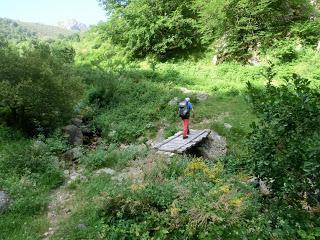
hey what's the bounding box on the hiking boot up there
[183,136,188,139]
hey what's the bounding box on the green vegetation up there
[0,40,83,135]
[99,0,319,60]
[0,18,75,41]
[247,70,320,206]
[0,127,66,240]
[1,0,320,239]
[0,18,36,41]
[18,21,74,39]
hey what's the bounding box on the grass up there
[2,40,320,239]
[0,126,65,240]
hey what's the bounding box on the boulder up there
[32,140,47,151]
[71,118,83,127]
[0,191,10,213]
[76,223,87,230]
[259,180,272,196]
[196,93,209,102]
[67,171,87,185]
[95,168,116,175]
[224,123,233,130]
[63,124,83,145]
[212,55,219,65]
[63,147,83,161]
[248,56,260,66]
[196,131,227,160]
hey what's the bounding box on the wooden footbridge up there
[153,129,211,154]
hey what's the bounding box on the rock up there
[317,40,320,52]
[248,56,260,66]
[135,144,148,153]
[168,97,179,106]
[179,87,193,94]
[63,124,83,145]
[76,223,87,230]
[95,168,116,175]
[81,126,94,137]
[0,191,10,213]
[57,19,87,31]
[63,170,70,176]
[248,177,259,188]
[71,118,83,127]
[67,171,87,184]
[196,131,227,160]
[32,140,47,151]
[63,147,83,161]
[196,93,209,102]
[259,180,272,196]
[108,130,116,138]
[224,123,233,130]
[212,55,219,65]
[146,139,154,147]
[156,151,176,157]
[64,208,71,214]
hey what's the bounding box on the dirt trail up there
[42,168,83,240]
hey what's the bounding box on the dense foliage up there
[1,1,320,239]
[197,0,316,60]
[99,0,319,60]
[99,0,201,59]
[247,69,320,206]
[0,40,83,135]
[0,18,36,41]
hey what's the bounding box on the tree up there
[0,40,83,135]
[246,68,320,206]
[99,0,202,59]
[195,0,316,61]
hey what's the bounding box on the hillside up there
[0,18,35,41]
[0,18,75,40]
[18,21,74,38]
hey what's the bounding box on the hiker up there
[178,97,194,139]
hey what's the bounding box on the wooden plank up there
[153,129,211,153]
[175,130,209,151]
[154,131,182,149]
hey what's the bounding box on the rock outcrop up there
[194,131,227,160]
[0,191,10,213]
[57,19,87,31]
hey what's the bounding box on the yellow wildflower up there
[230,197,243,207]
[130,184,145,192]
[219,185,230,194]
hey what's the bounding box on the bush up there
[246,68,320,206]
[99,0,202,59]
[87,71,117,108]
[0,40,83,135]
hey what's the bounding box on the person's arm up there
[189,102,195,118]
[191,108,195,118]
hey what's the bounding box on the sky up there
[0,0,107,26]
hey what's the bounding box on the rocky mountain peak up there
[57,19,87,31]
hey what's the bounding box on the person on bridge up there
[178,97,195,139]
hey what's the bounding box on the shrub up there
[87,71,117,108]
[99,0,202,59]
[0,40,83,135]
[246,68,320,206]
